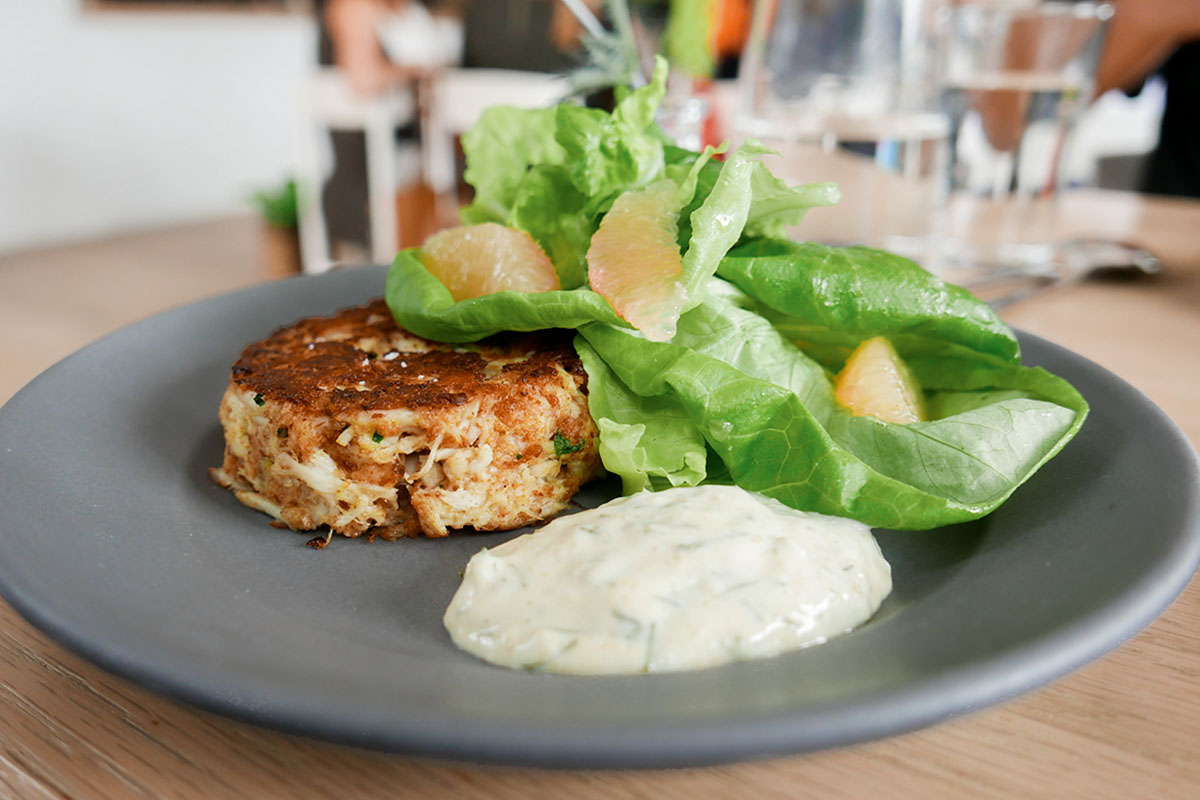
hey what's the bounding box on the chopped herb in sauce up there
[253,393,265,406]
[552,430,584,456]
[372,430,384,443]
[276,426,288,439]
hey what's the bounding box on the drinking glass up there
[933,1,1115,284]
[735,0,950,250]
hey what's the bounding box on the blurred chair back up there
[297,68,417,274]
[422,69,568,196]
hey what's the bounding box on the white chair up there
[296,68,418,274]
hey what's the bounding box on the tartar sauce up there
[443,485,892,675]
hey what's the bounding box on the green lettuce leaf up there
[385,249,625,342]
[743,161,841,239]
[555,58,669,215]
[677,141,763,309]
[667,142,725,208]
[668,143,839,255]
[508,165,592,289]
[460,106,564,225]
[577,278,1086,529]
[575,335,708,494]
[672,140,838,313]
[665,145,722,228]
[717,239,1021,368]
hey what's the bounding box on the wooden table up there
[1,194,1198,798]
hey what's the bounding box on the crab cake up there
[210,300,599,539]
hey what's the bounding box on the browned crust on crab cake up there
[210,299,599,539]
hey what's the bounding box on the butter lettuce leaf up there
[575,336,708,494]
[508,165,592,289]
[718,239,1021,368]
[576,279,1086,528]
[555,58,669,215]
[673,140,839,313]
[743,163,841,240]
[666,145,839,255]
[385,250,624,342]
[460,106,564,226]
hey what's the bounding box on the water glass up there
[933,1,1114,281]
[735,0,949,249]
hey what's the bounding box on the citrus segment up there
[834,336,926,424]
[419,223,560,302]
[586,181,687,342]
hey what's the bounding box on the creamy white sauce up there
[443,485,892,675]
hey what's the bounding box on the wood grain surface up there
[1,194,1198,799]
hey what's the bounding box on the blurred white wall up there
[0,2,316,253]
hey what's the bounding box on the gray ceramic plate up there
[1,266,1198,768]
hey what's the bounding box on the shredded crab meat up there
[213,300,600,538]
[406,431,446,482]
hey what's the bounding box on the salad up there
[385,58,1087,531]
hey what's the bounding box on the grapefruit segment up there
[420,223,560,302]
[834,337,926,424]
[587,181,687,342]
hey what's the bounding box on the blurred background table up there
[1,189,1198,797]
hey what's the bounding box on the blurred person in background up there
[1095,0,1200,198]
